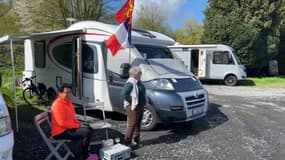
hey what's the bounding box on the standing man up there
[51,83,92,159]
[121,66,146,149]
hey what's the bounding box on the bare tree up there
[13,0,121,33]
[133,3,170,33]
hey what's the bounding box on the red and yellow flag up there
[106,0,134,56]
[115,0,134,24]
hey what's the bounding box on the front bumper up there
[148,89,208,123]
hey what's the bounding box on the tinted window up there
[213,51,234,64]
[135,45,174,59]
[34,40,45,68]
[52,43,98,73]
[53,43,72,68]
[82,45,98,73]
[231,49,241,65]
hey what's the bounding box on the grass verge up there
[239,76,285,87]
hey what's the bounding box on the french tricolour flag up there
[105,0,134,56]
[105,20,131,56]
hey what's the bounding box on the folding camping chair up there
[34,112,75,160]
[83,102,112,139]
[81,101,112,146]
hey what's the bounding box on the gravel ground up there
[205,85,285,97]
[11,107,125,160]
[11,85,285,160]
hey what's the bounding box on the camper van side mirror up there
[120,63,131,79]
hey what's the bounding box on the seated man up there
[51,83,93,160]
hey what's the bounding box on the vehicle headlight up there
[151,79,174,90]
[0,116,12,136]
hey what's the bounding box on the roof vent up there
[133,28,156,38]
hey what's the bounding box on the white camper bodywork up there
[22,21,209,130]
[169,44,247,86]
[0,75,14,160]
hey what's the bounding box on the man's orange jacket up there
[51,97,80,136]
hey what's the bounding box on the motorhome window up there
[231,49,241,65]
[213,51,234,64]
[52,43,98,73]
[53,43,72,69]
[82,44,98,73]
[34,41,45,68]
[182,48,189,51]
[135,45,174,59]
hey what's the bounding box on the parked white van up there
[21,21,209,130]
[0,73,14,160]
[169,44,247,86]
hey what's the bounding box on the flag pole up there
[128,47,131,63]
[105,0,134,57]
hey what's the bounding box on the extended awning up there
[0,28,86,132]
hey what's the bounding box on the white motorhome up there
[169,44,247,86]
[22,21,209,130]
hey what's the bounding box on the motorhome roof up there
[169,44,228,49]
[1,21,175,46]
[68,21,175,46]
[68,21,115,34]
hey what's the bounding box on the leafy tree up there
[277,1,285,74]
[203,0,283,71]
[0,0,12,17]
[0,1,22,36]
[174,19,203,44]
[0,13,22,36]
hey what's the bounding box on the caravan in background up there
[169,44,247,86]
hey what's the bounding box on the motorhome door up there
[197,49,208,78]
[190,49,199,75]
[71,38,100,105]
[106,49,130,113]
[72,37,83,101]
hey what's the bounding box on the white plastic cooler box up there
[99,144,131,160]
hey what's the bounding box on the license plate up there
[192,107,204,115]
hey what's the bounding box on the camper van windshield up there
[135,44,174,59]
[231,49,242,65]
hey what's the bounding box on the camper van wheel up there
[141,105,157,131]
[224,75,237,86]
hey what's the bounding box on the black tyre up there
[22,88,38,106]
[141,104,158,131]
[224,75,237,86]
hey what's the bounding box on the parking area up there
[13,85,285,160]
[111,85,285,160]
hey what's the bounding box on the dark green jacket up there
[121,80,146,107]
